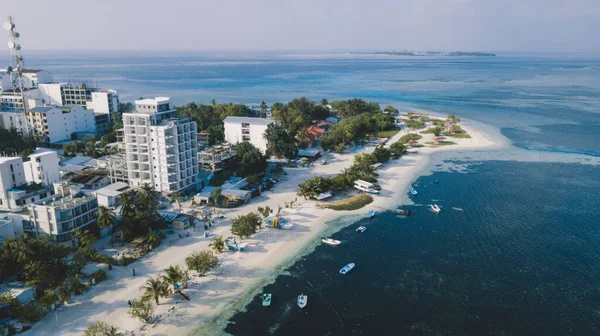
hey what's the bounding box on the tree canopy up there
[320,112,395,152]
[271,97,329,137]
[234,142,268,177]
[230,212,262,238]
[264,123,298,158]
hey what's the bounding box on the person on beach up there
[132,268,136,276]
[128,300,132,307]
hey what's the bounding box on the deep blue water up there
[2,51,599,155]
[224,161,600,335]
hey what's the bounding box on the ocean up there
[3,51,600,334]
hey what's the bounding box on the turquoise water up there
[7,51,600,155]
[225,161,600,335]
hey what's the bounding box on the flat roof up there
[223,116,275,126]
[135,97,170,105]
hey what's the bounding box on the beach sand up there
[24,119,507,336]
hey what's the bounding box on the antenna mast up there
[4,16,30,136]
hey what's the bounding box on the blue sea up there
[3,51,600,335]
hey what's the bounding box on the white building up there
[123,97,199,193]
[24,182,98,243]
[23,149,61,185]
[94,182,130,207]
[27,106,96,144]
[0,156,52,211]
[20,69,53,89]
[223,116,274,153]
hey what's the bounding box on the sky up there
[2,0,600,52]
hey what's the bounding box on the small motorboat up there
[297,294,307,309]
[262,293,272,307]
[433,179,439,185]
[356,226,367,233]
[410,188,418,196]
[321,238,341,246]
[339,263,355,275]
[368,210,376,218]
[431,204,441,213]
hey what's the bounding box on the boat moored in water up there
[339,263,356,275]
[262,293,272,307]
[431,204,441,213]
[356,226,367,233]
[321,237,341,246]
[297,294,307,308]
[410,188,418,195]
[368,210,376,218]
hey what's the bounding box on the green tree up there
[209,236,227,254]
[389,141,407,157]
[384,105,399,114]
[168,191,184,208]
[163,265,190,289]
[140,276,171,305]
[96,206,116,244]
[264,123,298,158]
[84,322,124,336]
[259,101,268,117]
[230,212,262,238]
[185,251,219,276]
[210,187,222,204]
[321,98,328,106]
[297,176,333,199]
[85,139,96,158]
[128,298,155,323]
[372,145,391,163]
[137,183,159,212]
[257,206,272,218]
[234,142,267,177]
[62,142,78,157]
[432,126,442,136]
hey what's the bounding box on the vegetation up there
[84,322,124,336]
[297,177,333,199]
[0,127,36,156]
[233,142,268,177]
[0,235,72,289]
[321,194,374,211]
[320,111,395,152]
[264,123,298,158]
[447,114,461,123]
[399,133,423,144]
[384,105,399,114]
[389,141,407,157]
[330,98,381,117]
[140,276,171,305]
[209,236,227,253]
[230,212,262,238]
[168,191,184,208]
[375,129,400,138]
[163,265,190,289]
[117,184,164,241]
[0,294,44,324]
[422,126,443,136]
[257,205,272,218]
[404,118,425,130]
[185,251,219,276]
[371,145,391,163]
[96,206,116,244]
[177,101,256,145]
[271,97,330,137]
[128,298,155,323]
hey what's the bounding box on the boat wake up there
[451,207,464,211]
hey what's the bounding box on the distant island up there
[355,51,496,57]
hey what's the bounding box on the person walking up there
[132,268,136,277]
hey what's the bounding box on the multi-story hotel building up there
[123,97,198,194]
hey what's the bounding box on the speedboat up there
[431,204,441,213]
[321,238,341,246]
[262,293,272,307]
[356,226,367,233]
[368,210,376,218]
[339,263,355,275]
[297,294,307,309]
[410,188,418,195]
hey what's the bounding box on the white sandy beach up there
[24,119,507,336]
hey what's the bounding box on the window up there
[242,123,250,128]
[242,135,251,141]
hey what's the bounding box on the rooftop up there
[135,97,170,105]
[223,116,275,126]
[22,69,42,74]
[30,106,53,113]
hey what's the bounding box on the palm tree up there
[321,98,328,107]
[168,192,183,209]
[137,183,159,211]
[96,206,116,244]
[85,140,96,158]
[140,276,170,305]
[118,191,134,217]
[73,229,96,250]
[259,101,268,118]
[209,236,226,254]
[163,265,189,290]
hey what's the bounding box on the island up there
[355,51,496,57]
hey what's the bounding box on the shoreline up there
[24,118,508,336]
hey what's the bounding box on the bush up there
[128,298,155,323]
[399,133,422,144]
[371,145,391,163]
[0,294,44,324]
[91,270,107,283]
[39,292,59,310]
[322,194,374,211]
[389,141,407,157]
[84,321,124,336]
[185,251,219,276]
[230,212,262,238]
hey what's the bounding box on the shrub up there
[84,321,124,336]
[128,298,155,323]
[91,270,107,283]
[389,141,407,157]
[185,251,219,276]
[371,145,391,163]
[230,212,262,238]
[399,133,422,144]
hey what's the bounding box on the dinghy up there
[321,238,341,246]
[431,204,441,214]
[339,263,356,275]
[297,294,307,309]
[410,188,418,195]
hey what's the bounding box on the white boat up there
[368,210,376,218]
[356,226,367,233]
[339,263,355,275]
[431,204,441,213]
[297,294,307,309]
[410,188,418,195]
[262,293,272,307]
[354,180,380,194]
[321,237,341,246]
